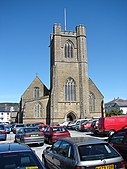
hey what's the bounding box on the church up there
[19,24,104,125]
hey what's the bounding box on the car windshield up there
[78,143,119,161]
[24,128,40,133]
[0,151,42,169]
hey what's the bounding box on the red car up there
[79,121,92,131]
[38,124,49,132]
[44,126,70,144]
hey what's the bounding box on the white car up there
[59,121,71,127]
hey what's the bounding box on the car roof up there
[59,137,107,146]
[50,126,66,128]
[0,143,31,153]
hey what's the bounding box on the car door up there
[120,134,127,161]
[45,140,62,169]
[44,126,51,142]
[108,130,126,159]
[15,128,24,142]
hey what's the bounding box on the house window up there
[34,103,42,118]
[33,87,40,99]
[65,77,76,101]
[64,41,73,58]
[89,92,95,112]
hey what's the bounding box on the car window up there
[109,131,126,144]
[18,128,24,133]
[0,125,4,130]
[52,127,68,132]
[45,127,50,132]
[24,128,40,133]
[58,141,74,159]
[16,124,25,127]
[78,143,119,161]
[0,151,42,169]
[52,140,62,153]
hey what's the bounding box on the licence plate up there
[26,166,38,169]
[31,134,38,137]
[96,164,114,169]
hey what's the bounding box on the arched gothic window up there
[89,92,95,112]
[65,77,76,101]
[64,41,73,58]
[34,103,42,118]
[33,87,40,99]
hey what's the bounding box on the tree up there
[105,109,123,117]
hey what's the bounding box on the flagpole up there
[64,8,67,31]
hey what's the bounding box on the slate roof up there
[0,103,19,112]
[105,98,127,107]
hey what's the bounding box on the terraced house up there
[19,24,104,125]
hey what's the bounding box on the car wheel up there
[48,137,52,144]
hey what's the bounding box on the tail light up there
[1,131,6,134]
[23,135,29,138]
[120,161,126,169]
[74,166,86,169]
[39,133,44,136]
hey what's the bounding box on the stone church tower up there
[50,24,90,125]
[19,23,104,125]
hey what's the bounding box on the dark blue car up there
[0,124,7,140]
[0,143,45,169]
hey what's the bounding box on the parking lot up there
[0,130,107,161]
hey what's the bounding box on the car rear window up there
[0,151,42,169]
[78,143,119,161]
[52,127,68,132]
[16,124,25,127]
[24,128,40,133]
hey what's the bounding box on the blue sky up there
[0,0,127,103]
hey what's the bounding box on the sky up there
[0,0,127,103]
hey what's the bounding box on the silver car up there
[42,137,126,169]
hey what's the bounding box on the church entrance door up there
[66,112,76,122]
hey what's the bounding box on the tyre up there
[48,137,52,145]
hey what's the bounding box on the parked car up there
[10,123,16,131]
[98,116,127,136]
[67,119,90,130]
[44,126,70,144]
[0,143,45,169]
[67,120,77,129]
[78,120,92,131]
[38,124,49,132]
[5,125,11,134]
[108,128,127,165]
[13,123,25,134]
[59,121,71,127]
[0,124,7,141]
[14,127,45,145]
[90,119,99,134]
[42,137,126,169]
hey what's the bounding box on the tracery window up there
[89,92,95,112]
[34,103,42,118]
[33,87,40,99]
[64,41,73,58]
[65,77,76,101]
